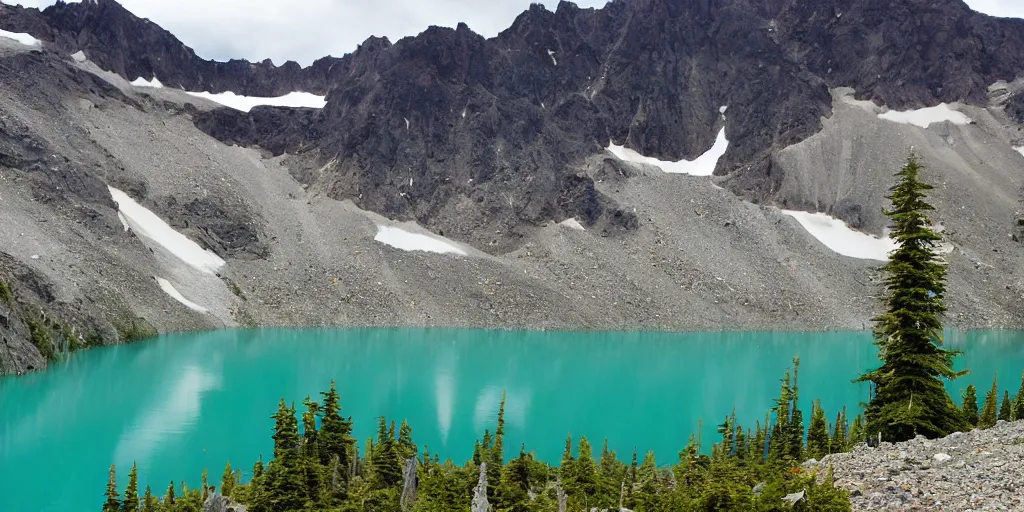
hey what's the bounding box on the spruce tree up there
[830,408,848,454]
[806,400,830,460]
[301,395,320,460]
[574,436,599,499]
[122,462,139,512]
[266,400,305,511]
[849,415,865,445]
[1000,390,1013,422]
[140,486,158,512]
[962,385,979,427]
[980,377,999,429]
[1014,372,1024,421]
[319,382,353,478]
[103,465,121,512]
[253,455,264,479]
[858,155,966,441]
[221,462,235,497]
[164,481,175,506]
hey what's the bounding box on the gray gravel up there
[807,420,1024,511]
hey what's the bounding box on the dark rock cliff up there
[3,0,1024,251]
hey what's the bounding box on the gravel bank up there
[807,420,1024,511]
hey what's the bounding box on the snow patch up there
[1013,146,1024,157]
[70,50,86,63]
[719,105,728,114]
[155,277,208,313]
[607,127,729,176]
[781,209,897,261]
[877,103,971,128]
[547,49,557,66]
[108,186,226,274]
[185,90,327,112]
[559,218,586,231]
[374,226,467,255]
[130,76,164,88]
[0,30,40,47]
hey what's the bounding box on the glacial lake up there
[1,328,1022,511]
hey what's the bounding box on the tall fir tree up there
[140,486,158,512]
[221,462,236,497]
[858,155,967,441]
[318,381,353,479]
[573,436,599,499]
[806,400,830,460]
[999,390,1013,422]
[831,408,848,454]
[122,462,139,512]
[1014,372,1024,421]
[980,377,999,429]
[962,385,980,427]
[849,414,865,445]
[301,395,320,460]
[103,465,121,512]
[265,400,306,511]
[164,481,175,506]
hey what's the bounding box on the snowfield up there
[374,226,467,255]
[184,90,327,112]
[131,76,164,88]
[877,103,971,128]
[155,277,208,312]
[559,218,586,231]
[0,29,41,47]
[108,186,226,274]
[781,209,897,261]
[607,127,729,176]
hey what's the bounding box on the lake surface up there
[1,328,1022,511]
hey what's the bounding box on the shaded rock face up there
[4,0,1024,251]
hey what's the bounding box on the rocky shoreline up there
[807,420,1024,511]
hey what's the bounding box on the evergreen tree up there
[559,434,575,490]
[370,417,401,488]
[962,385,980,427]
[831,408,848,454]
[849,415,865,445]
[751,420,766,461]
[103,465,121,512]
[164,481,175,506]
[266,400,306,511]
[319,382,353,479]
[573,436,599,499]
[398,419,417,460]
[301,395,320,460]
[1014,372,1024,421]
[221,462,235,498]
[140,487,158,512]
[202,468,210,502]
[806,400,830,460]
[496,445,532,512]
[858,155,966,442]
[980,377,999,429]
[121,462,139,512]
[252,455,264,479]
[272,399,300,458]
[999,390,1012,422]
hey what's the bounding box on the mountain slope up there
[0,0,1023,374]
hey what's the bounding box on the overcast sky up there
[9,0,1024,66]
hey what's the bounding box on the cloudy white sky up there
[9,0,1024,66]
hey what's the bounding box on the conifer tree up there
[301,395,320,460]
[849,415,865,445]
[962,385,980,427]
[1014,372,1024,421]
[559,434,575,490]
[140,486,158,512]
[980,377,999,429]
[831,408,848,454]
[221,462,236,497]
[398,419,416,460]
[858,155,966,442]
[266,400,305,511]
[751,420,765,461]
[999,390,1012,422]
[201,468,210,502]
[806,400,830,460]
[103,465,121,512]
[122,462,139,512]
[574,436,599,498]
[318,382,353,477]
[164,481,175,506]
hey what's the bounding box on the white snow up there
[719,105,728,114]
[185,90,327,112]
[155,277,208,312]
[108,186,226,274]
[547,49,557,66]
[607,127,729,176]
[1013,146,1024,157]
[877,103,971,128]
[70,50,86,63]
[130,76,164,88]
[374,226,467,255]
[0,30,40,47]
[781,209,897,261]
[559,218,586,231]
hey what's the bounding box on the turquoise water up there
[1,328,1022,511]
